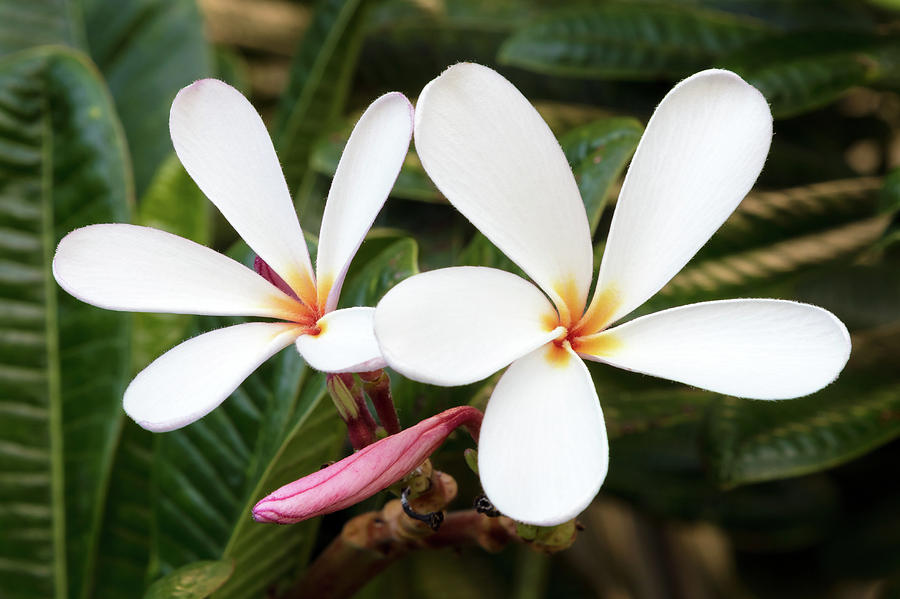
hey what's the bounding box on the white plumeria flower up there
[53,79,413,432]
[374,64,851,526]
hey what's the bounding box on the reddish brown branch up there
[282,472,517,599]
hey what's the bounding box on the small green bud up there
[326,374,359,420]
[516,523,539,541]
[463,448,478,474]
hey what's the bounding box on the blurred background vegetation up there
[1,0,900,597]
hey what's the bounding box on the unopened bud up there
[253,406,482,524]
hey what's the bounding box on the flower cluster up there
[53,65,850,527]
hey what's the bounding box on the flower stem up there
[359,369,401,435]
[282,471,518,599]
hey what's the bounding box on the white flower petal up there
[170,79,316,306]
[478,344,608,526]
[124,322,303,432]
[414,63,593,324]
[296,307,386,373]
[375,266,563,386]
[53,224,307,320]
[580,299,851,399]
[316,93,413,312]
[586,70,773,332]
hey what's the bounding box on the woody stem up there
[281,470,519,599]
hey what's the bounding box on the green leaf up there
[560,117,643,233]
[648,178,891,312]
[681,0,875,31]
[456,233,520,275]
[81,0,212,195]
[499,3,771,80]
[719,32,892,117]
[879,167,900,214]
[0,1,83,54]
[137,152,210,247]
[0,47,132,599]
[704,379,900,488]
[275,0,369,194]
[869,0,900,10]
[215,375,343,599]
[144,559,233,599]
[0,0,212,197]
[133,154,210,370]
[149,340,344,597]
[91,420,153,599]
[338,236,419,309]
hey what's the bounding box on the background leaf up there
[144,559,233,599]
[720,33,898,117]
[0,46,131,599]
[499,3,772,79]
[81,0,212,195]
[0,0,212,198]
[646,178,892,313]
[275,0,369,197]
[148,343,344,595]
[704,379,900,488]
[560,117,643,233]
[0,1,82,54]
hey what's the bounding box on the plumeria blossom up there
[53,79,413,432]
[253,405,482,524]
[374,64,851,526]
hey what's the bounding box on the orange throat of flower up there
[542,283,623,366]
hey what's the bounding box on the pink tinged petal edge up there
[316,92,414,312]
[124,322,304,432]
[169,78,317,305]
[587,69,773,330]
[253,406,483,524]
[580,299,851,400]
[413,63,594,322]
[374,266,565,387]
[478,344,609,526]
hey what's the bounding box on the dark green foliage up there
[0,47,131,599]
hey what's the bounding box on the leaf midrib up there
[39,74,66,599]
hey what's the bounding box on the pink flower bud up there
[253,406,482,524]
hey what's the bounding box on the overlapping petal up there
[170,79,316,306]
[53,224,306,320]
[478,344,609,526]
[375,267,564,386]
[316,93,414,312]
[579,299,851,399]
[414,63,593,323]
[296,307,386,373]
[583,70,773,332]
[124,322,304,432]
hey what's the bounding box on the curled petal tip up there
[252,406,482,524]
